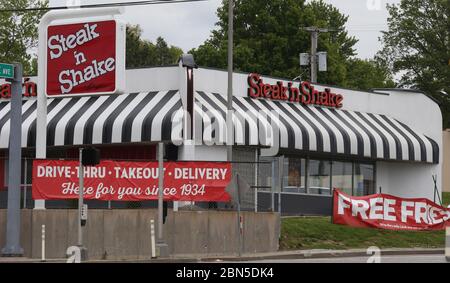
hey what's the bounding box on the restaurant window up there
[331,161,353,196]
[280,156,375,197]
[283,158,306,194]
[354,163,376,196]
[308,160,332,195]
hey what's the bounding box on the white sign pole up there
[35,7,124,210]
[150,219,156,259]
[41,224,45,262]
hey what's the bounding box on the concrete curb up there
[198,248,445,262]
[0,248,444,263]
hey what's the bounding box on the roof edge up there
[371,88,441,106]
[196,66,390,97]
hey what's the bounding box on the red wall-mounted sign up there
[248,73,344,109]
[0,80,37,99]
[46,19,125,97]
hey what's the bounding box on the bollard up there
[446,223,450,262]
[151,219,156,258]
[41,225,46,262]
[240,215,244,235]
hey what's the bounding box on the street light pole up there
[228,1,242,257]
[158,143,164,242]
[227,0,234,162]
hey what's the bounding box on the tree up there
[377,0,450,128]
[344,59,395,91]
[189,0,358,85]
[126,24,157,68]
[126,24,183,68]
[0,0,48,75]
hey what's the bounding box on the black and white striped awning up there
[195,91,439,164]
[0,91,182,148]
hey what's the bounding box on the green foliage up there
[344,59,396,91]
[281,217,445,250]
[189,0,393,90]
[0,0,48,75]
[443,192,450,207]
[377,0,450,128]
[126,24,183,68]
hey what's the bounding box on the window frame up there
[281,154,377,197]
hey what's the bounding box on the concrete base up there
[34,200,45,210]
[1,246,24,257]
[0,209,279,260]
[446,247,450,262]
[156,243,169,258]
[78,246,88,262]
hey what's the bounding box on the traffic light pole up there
[156,142,169,257]
[78,148,87,261]
[78,148,84,247]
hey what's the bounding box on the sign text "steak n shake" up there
[248,73,344,109]
[46,20,125,97]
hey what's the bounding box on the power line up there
[0,0,207,13]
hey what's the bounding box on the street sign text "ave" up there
[0,63,14,79]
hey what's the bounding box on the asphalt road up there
[228,254,448,263]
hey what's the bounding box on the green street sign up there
[0,63,14,79]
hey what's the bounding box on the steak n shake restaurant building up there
[0,57,443,215]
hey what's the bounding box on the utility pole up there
[302,27,332,83]
[310,29,318,83]
[227,0,234,162]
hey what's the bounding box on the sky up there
[48,0,402,59]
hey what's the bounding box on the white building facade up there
[0,60,443,214]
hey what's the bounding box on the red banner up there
[32,160,232,202]
[333,189,450,231]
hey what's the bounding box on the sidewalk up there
[0,248,444,263]
[199,248,445,262]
